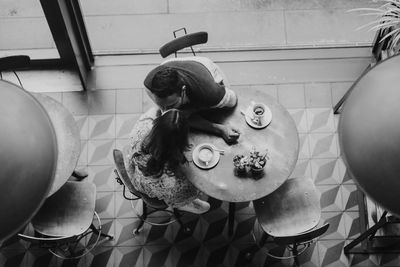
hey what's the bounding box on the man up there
[144,56,240,144]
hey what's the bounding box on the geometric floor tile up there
[298,133,311,159]
[115,138,130,151]
[143,245,178,267]
[320,212,347,240]
[85,246,115,267]
[114,246,144,267]
[115,193,140,218]
[343,211,362,240]
[88,115,116,140]
[78,139,88,166]
[318,240,349,267]
[288,108,308,133]
[290,158,312,179]
[376,253,400,267]
[96,191,115,218]
[309,133,339,158]
[306,108,336,133]
[198,210,230,244]
[74,115,89,140]
[311,158,342,185]
[0,249,27,267]
[25,249,60,267]
[341,185,362,212]
[114,218,145,246]
[88,139,115,165]
[317,185,344,211]
[337,157,355,184]
[88,165,116,192]
[348,253,380,267]
[116,114,141,139]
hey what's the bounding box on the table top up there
[0,80,57,242]
[185,88,299,202]
[33,93,81,197]
[339,54,400,217]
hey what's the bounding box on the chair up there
[250,178,329,266]
[0,55,30,87]
[159,28,208,58]
[18,181,113,259]
[0,55,30,72]
[113,149,191,235]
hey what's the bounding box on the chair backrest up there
[113,149,140,195]
[159,31,208,58]
[274,223,330,246]
[253,178,321,237]
[113,149,168,209]
[0,55,30,72]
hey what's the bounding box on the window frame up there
[39,0,93,90]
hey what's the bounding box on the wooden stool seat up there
[32,181,96,237]
[254,178,320,237]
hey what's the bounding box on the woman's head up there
[141,109,189,176]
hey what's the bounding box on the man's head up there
[144,67,186,111]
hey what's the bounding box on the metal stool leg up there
[90,224,113,240]
[173,209,191,234]
[134,202,147,234]
[228,202,235,236]
[292,244,300,267]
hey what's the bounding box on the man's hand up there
[220,125,240,144]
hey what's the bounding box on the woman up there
[127,107,210,214]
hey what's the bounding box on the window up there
[0,0,94,90]
[0,0,59,60]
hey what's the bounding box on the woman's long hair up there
[140,109,189,177]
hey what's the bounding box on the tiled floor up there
[3,79,400,267]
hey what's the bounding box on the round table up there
[339,54,400,217]
[33,93,80,196]
[0,80,57,242]
[185,88,299,202]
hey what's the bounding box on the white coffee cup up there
[198,146,214,166]
[251,102,266,125]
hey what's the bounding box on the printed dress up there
[126,109,200,208]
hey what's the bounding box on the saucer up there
[192,143,220,170]
[244,104,272,129]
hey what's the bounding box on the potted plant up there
[248,148,269,178]
[351,0,400,55]
[233,154,248,177]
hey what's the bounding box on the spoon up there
[213,148,225,155]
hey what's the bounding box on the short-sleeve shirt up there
[144,57,226,109]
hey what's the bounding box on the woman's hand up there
[220,125,240,144]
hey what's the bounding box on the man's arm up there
[188,113,240,144]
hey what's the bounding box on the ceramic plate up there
[192,143,220,170]
[244,104,272,129]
